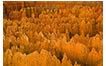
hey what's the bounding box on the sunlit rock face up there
[3,1,103,66]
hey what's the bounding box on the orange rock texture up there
[3,1,103,66]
